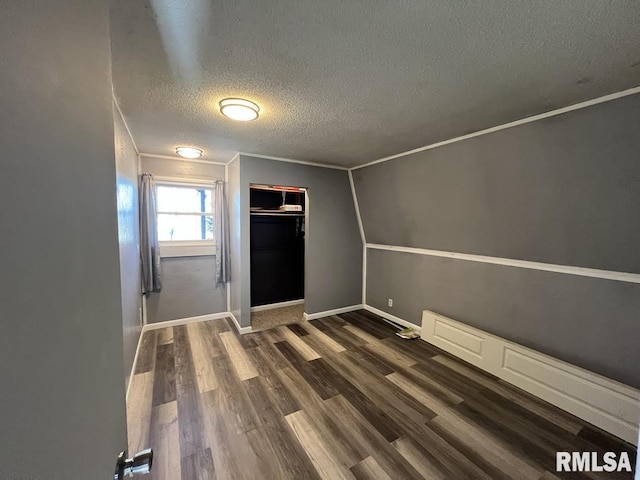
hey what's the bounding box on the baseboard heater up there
[420,310,640,446]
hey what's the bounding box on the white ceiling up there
[111,1,640,167]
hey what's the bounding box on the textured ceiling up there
[111,1,640,167]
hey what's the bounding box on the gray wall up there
[146,256,227,322]
[0,1,127,477]
[140,155,225,182]
[367,249,640,388]
[228,156,243,321]
[114,104,142,382]
[354,94,640,388]
[236,155,363,327]
[141,155,227,322]
[353,94,640,274]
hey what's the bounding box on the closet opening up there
[249,184,306,329]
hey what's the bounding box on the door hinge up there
[114,449,153,479]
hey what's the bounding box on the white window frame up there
[155,177,216,258]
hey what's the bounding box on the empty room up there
[1,1,639,479]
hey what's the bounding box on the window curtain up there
[214,179,230,285]
[139,173,162,294]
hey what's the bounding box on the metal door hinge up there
[114,449,153,479]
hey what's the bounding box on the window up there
[156,182,215,257]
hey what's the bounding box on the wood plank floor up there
[128,310,637,480]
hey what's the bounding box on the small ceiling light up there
[176,147,203,159]
[219,98,260,121]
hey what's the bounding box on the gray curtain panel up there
[139,173,162,294]
[214,179,230,285]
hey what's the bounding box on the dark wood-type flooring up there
[128,310,637,479]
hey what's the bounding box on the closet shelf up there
[250,212,305,217]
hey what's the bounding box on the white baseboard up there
[142,311,252,334]
[421,310,640,445]
[125,327,145,402]
[228,312,252,334]
[250,299,304,312]
[142,312,232,331]
[303,304,363,321]
[363,304,422,333]
[141,294,148,326]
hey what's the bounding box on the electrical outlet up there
[388,298,393,307]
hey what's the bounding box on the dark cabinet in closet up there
[250,186,305,307]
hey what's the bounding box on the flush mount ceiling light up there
[175,147,203,159]
[219,98,260,121]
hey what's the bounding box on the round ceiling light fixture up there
[175,146,203,159]
[219,98,260,121]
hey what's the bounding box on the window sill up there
[159,242,216,258]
